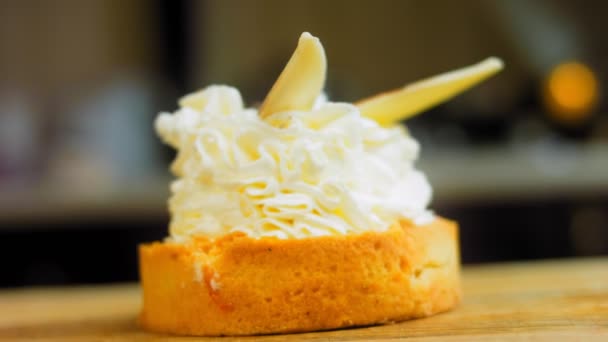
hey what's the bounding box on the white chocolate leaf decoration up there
[259,32,327,118]
[357,57,503,126]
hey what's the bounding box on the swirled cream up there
[156,85,433,242]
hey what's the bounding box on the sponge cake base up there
[139,217,461,336]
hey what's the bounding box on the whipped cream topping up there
[156,85,433,242]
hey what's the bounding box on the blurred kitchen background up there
[1,0,607,287]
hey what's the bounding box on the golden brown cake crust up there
[138,217,461,336]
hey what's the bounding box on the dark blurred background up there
[1,0,607,287]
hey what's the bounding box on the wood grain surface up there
[0,257,607,341]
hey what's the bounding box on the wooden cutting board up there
[1,257,607,341]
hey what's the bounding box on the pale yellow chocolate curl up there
[357,57,504,126]
[259,32,327,118]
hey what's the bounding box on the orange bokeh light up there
[543,61,599,124]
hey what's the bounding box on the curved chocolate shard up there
[357,57,504,126]
[259,32,327,119]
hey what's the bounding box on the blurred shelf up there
[420,142,608,205]
[1,143,607,227]
[0,178,169,227]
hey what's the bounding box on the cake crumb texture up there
[139,217,461,336]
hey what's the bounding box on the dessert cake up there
[139,32,503,336]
